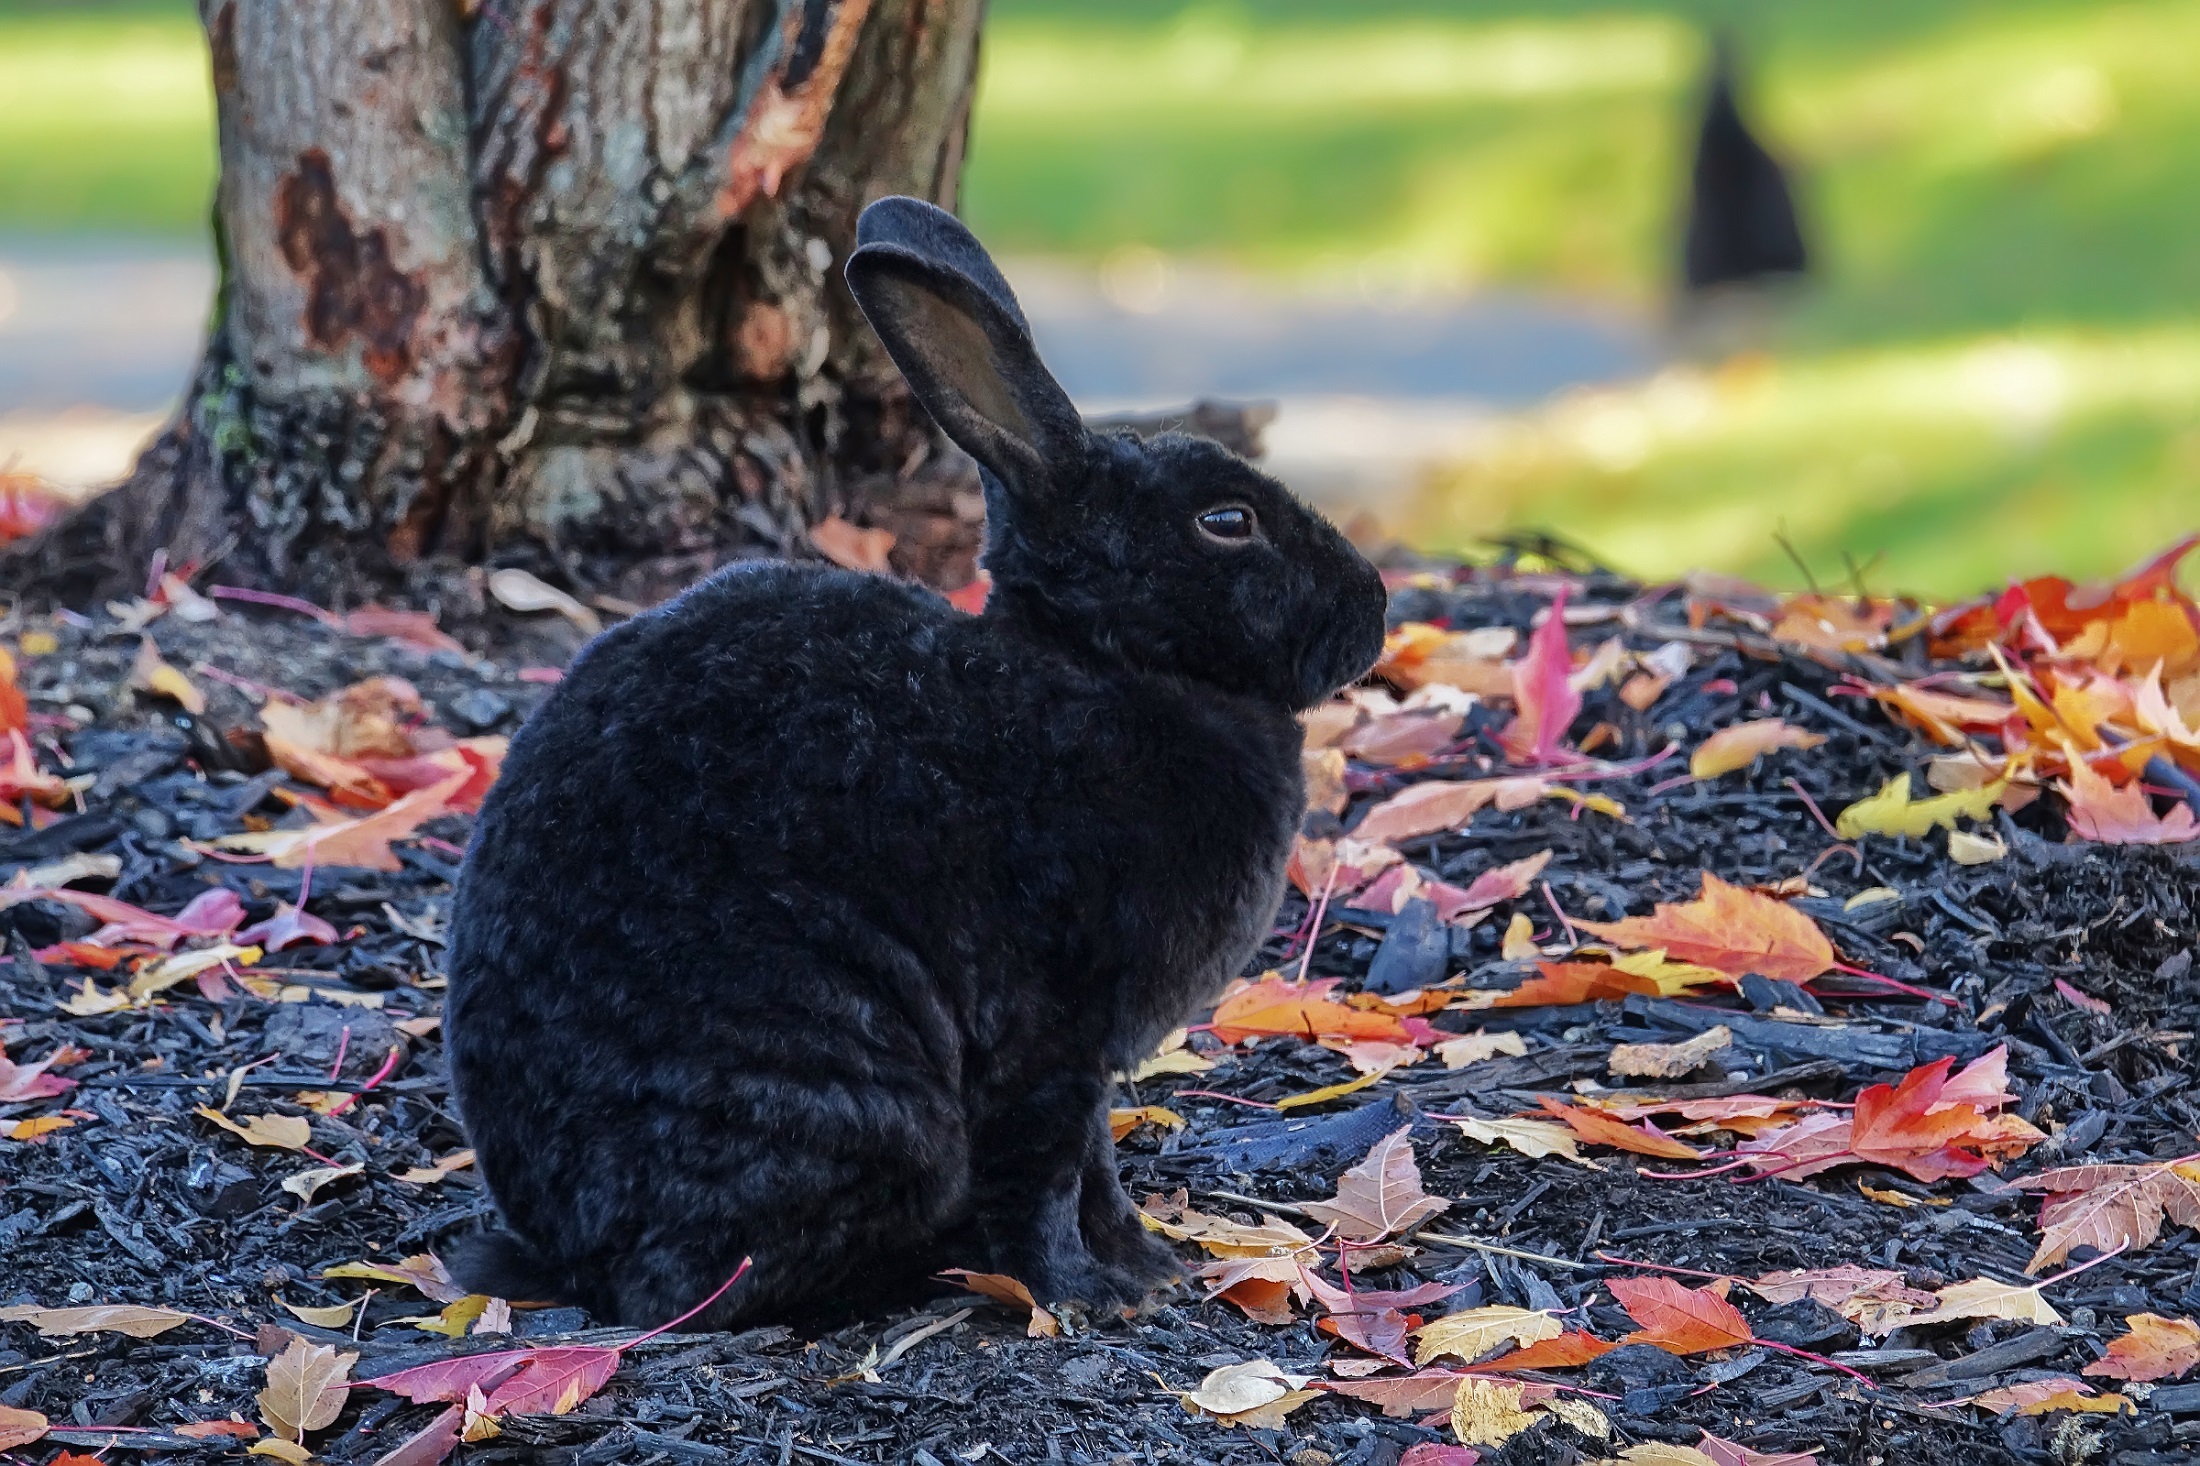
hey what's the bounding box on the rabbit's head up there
[846,197,1387,713]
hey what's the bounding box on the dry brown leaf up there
[1300,1126,1450,1241]
[197,1105,313,1152]
[2084,1313,2200,1382]
[1602,1447,1719,1466]
[258,1336,358,1442]
[1413,1305,1561,1365]
[0,1406,49,1451]
[2025,1160,2200,1272]
[0,1303,192,1338]
[940,1269,1060,1338]
[1608,1025,1734,1079]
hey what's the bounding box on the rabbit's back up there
[445,560,1303,1323]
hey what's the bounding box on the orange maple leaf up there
[1536,1098,1703,1161]
[1608,1276,1754,1355]
[1480,1330,1616,1370]
[2084,1313,2200,1383]
[1208,977,1411,1046]
[1572,871,1835,981]
[1484,962,1662,1008]
[1846,1057,1990,1180]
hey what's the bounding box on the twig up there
[1410,1230,1593,1272]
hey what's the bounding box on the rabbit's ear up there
[846,197,1083,498]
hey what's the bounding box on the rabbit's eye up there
[1197,505,1258,543]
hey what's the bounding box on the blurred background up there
[3,0,2196,595]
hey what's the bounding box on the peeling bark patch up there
[716,0,876,220]
[274,149,425,386]
[208,3,238,94]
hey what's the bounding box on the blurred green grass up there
[4,0,2197,594]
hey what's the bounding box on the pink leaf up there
[173,888,247,936]
[1399,1446,1481,1466]
[479,1346,622,1416]
[238,903,341,952]
[1501,588,1580,765]
[0,1050,75,1103]
[367,1405,462,1466]
[363,1352,531,1404]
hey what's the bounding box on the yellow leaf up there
[1107,1105,1187,1141]
[1446,1116,1597,1168]
[257,1336,356,1442]
[1608,948,1731,996]
[1948,828,2008,865]
[1434,1030,1528,1069]
[2,1115,76,1141]
[320,1254,467,1303]
[279,1298,358,1329]
[1414,1305,1561,1365]
[248,1439,315,1465]
[1901,1277,2063,1330]
[282,1163,364,1205]
[1172,1360,1319,1428]
[1450,1377,1538,1448]
[1274,1068,1390,1112]
[195,1106,312,1152]
[132,636,206,713]
[133,944,263,1000]
[1835,773,2005,840]
[1500,912,1538,960]
[405,1296,491,1337]
[61,980,131,1016]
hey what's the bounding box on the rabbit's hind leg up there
[1078,1107,1184,1293]
[971,1073,1155,1310]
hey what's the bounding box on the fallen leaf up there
[2023,1160,2200,1272]
[1435,1030,1528,1069]
[1139,1196,1317,1259]
[1108,1105,1187,1141]
[808,514,896,574]
[1344,708,1466,766]
[1470,961,1659,1009]
[259,1336,357,1441]
[1352,778,1547,847]
[1573,872,1834,981]
[2085,1313,2200,1382]
[476,1345,624,1416]
[941,1269,1060,1338]
[1413,1305,1561,1366]
[1747,1266,1937,1331]
[405,1296,492,1337]
[176,1420,260,1441]
[283,1162,365,1205]
[1209,975,1411,1046]
[212,767,472,871]
[1,1114,76,1141]
[1696,1436,1819,1466]
[2060,757,2200,844]
[2014,1386,2131,1416]
[1835,773,2006,840]
[131,637,205,712]
[1543,1396,1610,1440]
[1300,1126,1450,1241]
[1304,747,1349,816]
[0,1406,48,1451]
[1608,1277,1754,1355]
[238,902,343,952]
[487,568,603,634]
[1603,1448,1718,1466]
[1500,911,1538,959]
[197,1105,313,1152]
[1483,1330,1618,1370]
[282,1297,360,1329]
[0,1303,192,1338]
[323,1253,469,1304]
[248,1441,314,1466]
[1537,1098,1704,1160]
[1450,1376,1539,1448]
[1275,1069,1393,1111]
[1608,1025,1734,1080]
[1399,1446,1483,1466]
[1690,721,1826,779]
[1172,1359,1319,1429]
[1947,828,2008,864]
[0,1048,75,1102]
[1318,1372,1476,1418]
[363,1404,461,1466]
[1898,1276,2062,1330]
[1500,588,1581,764]
[1447,1115,1596,1168]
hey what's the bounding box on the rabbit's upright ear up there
[846,197,1084,499]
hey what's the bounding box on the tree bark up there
[7,0,989,607]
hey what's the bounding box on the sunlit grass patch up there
[1406,324,2200,597]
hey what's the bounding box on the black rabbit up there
[442,196,1388,1330]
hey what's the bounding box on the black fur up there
[443,197,1387,1330]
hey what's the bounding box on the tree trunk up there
[7,0,989,608]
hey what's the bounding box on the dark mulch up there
[3,566,2198,1466]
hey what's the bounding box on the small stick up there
[1411,1230,1594,1272]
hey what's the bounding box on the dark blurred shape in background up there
[1681,36,1809,297]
